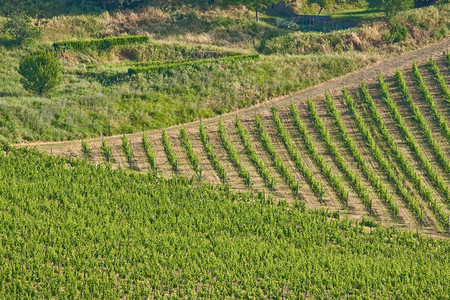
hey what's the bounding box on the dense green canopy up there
[0,147,448,298]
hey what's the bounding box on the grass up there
[329,8,383,22]
[0,4,449,144]
[0,49,374,143]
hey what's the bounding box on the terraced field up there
[20,41,450,236]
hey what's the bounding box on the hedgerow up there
[53,35,149,52]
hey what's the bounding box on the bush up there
[391,25,408,42]
[53,35,149,52]
[18,51,63,96]
[3,12,41,46]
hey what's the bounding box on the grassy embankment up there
[0,3,448,143]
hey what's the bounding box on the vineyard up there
[1,147,449,298]
[21,46,450,236]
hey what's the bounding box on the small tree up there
[368,0,414,22]
[222,0,277,22]
[18,51,63,97]
[309,0,332,15]
[4,11,41,46]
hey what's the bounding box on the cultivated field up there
[21,38,450,236]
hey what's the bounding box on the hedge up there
[127,54,260,75]
[53,35,149,52]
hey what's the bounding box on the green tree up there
[18,51,63,97]
[368,0,414,21]
[4,11,41,46]
[308,0,332,15]
[222,0,278,22]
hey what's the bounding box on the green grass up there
[0,49,373,143]
[0,147,448,298]
[329,8,383,22]
[0,4,449,144]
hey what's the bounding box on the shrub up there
[53,35,149,52]
[391,25,408,42]
[18,51,63,96]
[3,11,41,46]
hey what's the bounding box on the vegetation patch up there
[53,35,149,52]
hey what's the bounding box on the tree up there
[222,0,278,22]
[308,0,332,15]
[368,0,414,21]
[18,51,63,97]
[4,11,41,46]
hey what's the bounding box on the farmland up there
[1,0,450,297]
[0,147,449,298]
[30,40,450,236]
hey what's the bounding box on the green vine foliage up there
[142,133,157,171]
[283,105,349,205]
[305,99,372,211]
[101,140,112,163]
[180,127,201,175]
[362,82,449,228]
[199,124,226,183]
[1,147,449,298]
[394,69,450,173]
[255,113,296,193]
[218,121,251,187]
[412,61,450,142]
[236,118,275,189]
[162,129,178,172]
[273,104,322,197]
[426,58,450,103]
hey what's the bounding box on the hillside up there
[24,38,450,237]
[2,1,450,297]
[1,3,449,143]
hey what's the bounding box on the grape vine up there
[285,105,349,206]
[162,129,178,172]
[272,104,323,197]
[412,61,450,142]
[254,113,297,193]
[218,121,251,187]
[199,124,227,183]
[236,118,275,189]
[394,69,450,173]
[142,133,157,171]
[180,127,201,175]
[362,82,449,228]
